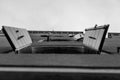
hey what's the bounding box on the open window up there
[83,24,109,54]
[2,26,32,53]
[2,24,109,54]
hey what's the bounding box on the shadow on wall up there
[103,38,120,53]
[0,36,12,53]
[0,72,120,80]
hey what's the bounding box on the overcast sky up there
[0,0,120,32]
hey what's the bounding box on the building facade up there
[28,30,83,35]
[108,32,120,38]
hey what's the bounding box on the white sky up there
[0,0,120,32]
